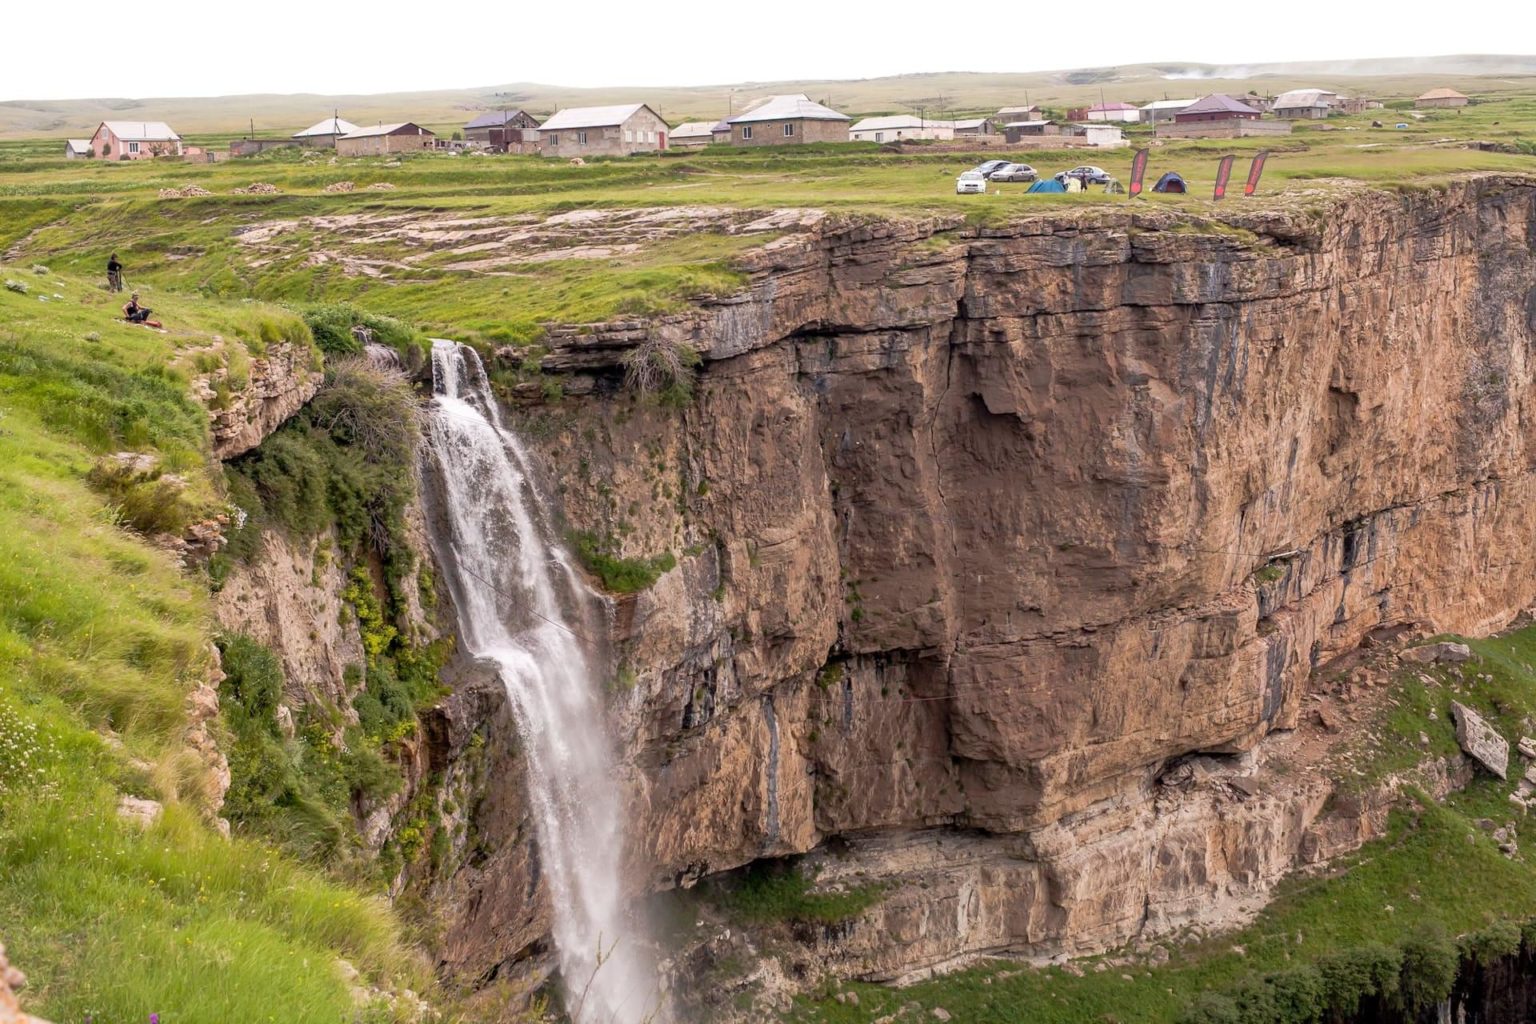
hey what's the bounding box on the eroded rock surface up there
[432,176,1536,983]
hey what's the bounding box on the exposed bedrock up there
[441,176,1536,983]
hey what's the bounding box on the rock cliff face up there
[438,176,1536,986]
[197,340,321,460]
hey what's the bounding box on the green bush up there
[301,302,427,366]
[85,455,200,536]
[1396,924,1459,1014]
[1463,919,1522,962]
[718,860,885,926]
[568,530,676,594]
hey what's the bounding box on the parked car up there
[989,162,1037,183]
[973,160,1010,178]
[956,170,987,195]
[1055,164,1112,186]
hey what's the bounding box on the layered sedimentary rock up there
[197,340,321,459]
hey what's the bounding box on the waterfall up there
[422,340,658,1023]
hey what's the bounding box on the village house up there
[90,121,182,160]
[1174,94,1263,124]
[1139,99,1195,123]
[1416,88,1470,109]
[849,115,954,143]
[1001,120,1058,143]
[1272,89,1337,119]
[1078,124,1127,147]
[539,104,670,156]
[293,116,360,148]
[709,120,733,144]
[64,139,91,159]
[1085,102,1141,124]
[951,117,995,136]
[463,109,541,150]
[231,138,300,157]
[335,123,436,157]
[726,94,850,146]
[996,104,1040,122]
[668,121,718,148]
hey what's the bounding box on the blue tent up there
[1152,172,1188,193]
[1026,178,1066,194]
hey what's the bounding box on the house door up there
[658,131,666,151]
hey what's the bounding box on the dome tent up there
[1026,178,1067,193]
[1152,171,1188,193]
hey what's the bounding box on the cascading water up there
[423,340,659,1023]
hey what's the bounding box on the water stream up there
[422,340,657,1023]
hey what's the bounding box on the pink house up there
[90,121,183,160]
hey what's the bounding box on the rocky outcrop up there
[1452,700,1510,779]
[440,176,1536,984]
[196,340,321,460]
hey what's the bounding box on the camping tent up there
[1152,172,1188,193]
[1026,178,1067,194]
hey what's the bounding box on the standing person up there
[106,253,123,292]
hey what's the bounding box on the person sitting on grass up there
[122,293,162,328]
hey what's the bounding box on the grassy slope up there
[3,55,1534,138]
[0,271,428,1022]
[788,627,1536,1023]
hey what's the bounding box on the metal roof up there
[540,104,658,131]
[100,121,180,141]
[849,115,945,132]
[1179,94,1262,116]
[727,94,849,124]
[1417,87,1469,100]
[1273,89,1335,109]
[996,105,1039,116]
[463,110,534,129]
[950,118,991,129]
[1003,120,1054,128]
[294,116,360,138]
[670,121,717,138]
[339,122,433,139]
[1141,99,1196,111]
[65,138,91,153]
[1088,102,1139,112]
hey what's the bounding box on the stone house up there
[1272,89,1336,119]
[335,123,436,157]
[726,94,850,146]
[1416,88,1470,109]
[90,121,182,160]
[1086,102,1141,124]
[951,117,995,136]
[539,104,670,157]
[1174,94,1263,124]
[293,116,360,148]
[668,121,718,148]
[1001,120,1058,143]
[64,139,91,159]
[1140,99,1195,123]
[996,104,1040,122]
[463,109,541,150]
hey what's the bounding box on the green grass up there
[715,861,887,927]
[0,269,430,1022]
[568,529,677,594]
[791,627,1536,1023]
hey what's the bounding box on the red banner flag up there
[1213,154,1235,200]
[1244,150,1270,197]
[1127,148,1149,197]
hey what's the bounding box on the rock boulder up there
[1451,701,1509,779]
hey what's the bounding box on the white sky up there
[2,0,1528,100]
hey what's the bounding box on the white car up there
[956,170,987,195]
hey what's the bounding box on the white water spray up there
[423,340,658,1023]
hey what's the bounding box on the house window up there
[783,123,794,137]
[741,125,753,140]
[128,141,139,153]
[625,130,633,143]
[549,133,559,146]
[577,131,588,144]
[874,132,883,143]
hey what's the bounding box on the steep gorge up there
[428,175,1536,993]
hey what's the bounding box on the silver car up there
[956,170,987,195]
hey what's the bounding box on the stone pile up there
[232,182,280,194]
[324,180,356,193]
[365,182,396,191]
[157,185,214,199]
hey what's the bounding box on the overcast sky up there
[3,0,1527,100]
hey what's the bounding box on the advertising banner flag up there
[1213,154,1235,200]
[1128,148,1149,197]
[1244,150,1270,197]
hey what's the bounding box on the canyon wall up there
[431,175,1536,987]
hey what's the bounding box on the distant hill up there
[4,54,1533,140]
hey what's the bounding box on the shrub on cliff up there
[301,302,427,367]
[1395,923,1459,1014]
